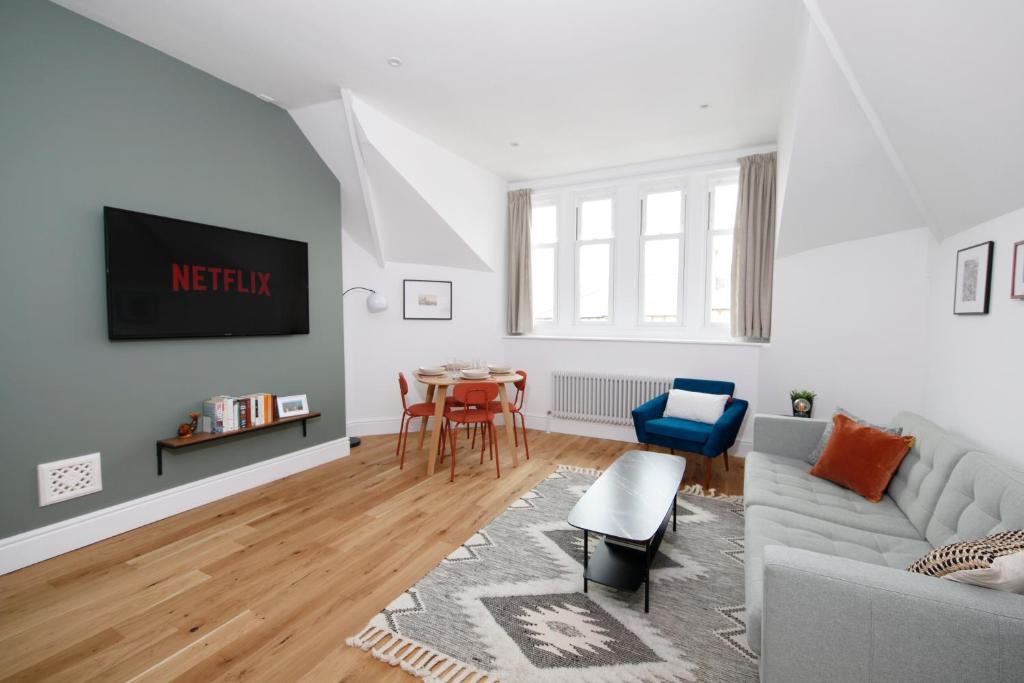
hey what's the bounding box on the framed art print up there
[953,241,993,315]
[1012,240,1024,300]
[403,279,452,320]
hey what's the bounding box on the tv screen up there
[104,207,309,339]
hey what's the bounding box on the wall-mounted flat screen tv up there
[104,207,309,339]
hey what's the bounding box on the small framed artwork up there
[276,394,309,418]
[1012,240,1024,300]
[403,279,452,320]
[953,241,994,315]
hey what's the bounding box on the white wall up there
[343,232,504,437]
[923,208,1024,464]
[503,336,762,453]
[758,228,931,425]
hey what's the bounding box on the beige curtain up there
[731,152,776,340]
[507,189,533,335]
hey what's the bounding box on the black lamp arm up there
[342,286,377,296]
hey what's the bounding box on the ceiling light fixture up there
[386,57,403,67]
[256,93,275,103]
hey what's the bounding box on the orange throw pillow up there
[809,413,915,502]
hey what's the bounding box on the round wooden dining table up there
[413,371,524,476]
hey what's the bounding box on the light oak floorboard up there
[0,431,743,682]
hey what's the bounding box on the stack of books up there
[201,393,275,433]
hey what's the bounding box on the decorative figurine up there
[177,412,201,438]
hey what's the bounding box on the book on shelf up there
[201,393,276,434]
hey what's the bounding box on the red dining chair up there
[397,372,443,469]
[444,382,501,482]
[483,369,530,460]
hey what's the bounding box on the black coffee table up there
[567,450,686,612]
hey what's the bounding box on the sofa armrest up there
[760,546,1024,683]
[704,398,748,456]
[752,414,827,462]
[631,393,668,442]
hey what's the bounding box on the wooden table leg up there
[497,384,520,468]
[426,386,447,476]
[417,384,435,449]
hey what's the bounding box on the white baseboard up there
[0,436,350,575]
[347,412,751,458]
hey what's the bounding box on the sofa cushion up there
[887,411,973,535]
[808,414,915,502]
[744,505,934,655]
[744,451,922,538]
[925,451,1024,548]
[644,417,712,444]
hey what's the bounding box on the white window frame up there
[705,173,740,328]
[530,196,559,326]
[573,191,615,325]
[637,181,686,326]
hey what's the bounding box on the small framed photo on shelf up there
[403,279,452,320]
[953,241,994,315]
[1012,240,1024,300]
[276,394,310,419]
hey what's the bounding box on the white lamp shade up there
[366,291,388,313]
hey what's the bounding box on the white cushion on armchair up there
[663,389,729,424]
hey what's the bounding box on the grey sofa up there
[744,412,1024,683]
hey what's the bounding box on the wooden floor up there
[0,430,743,682]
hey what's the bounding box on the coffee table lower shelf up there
[584,539,647,591]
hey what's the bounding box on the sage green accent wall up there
[0,0,345,537]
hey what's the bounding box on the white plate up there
[488,364,512,374]
[460,369,490,379]
[418,366,446,376]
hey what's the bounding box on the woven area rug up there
[347,465,755,683]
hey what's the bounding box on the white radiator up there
[551,372,672,426]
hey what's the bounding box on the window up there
[707,179,738,325]
[530,203,557,322]
[519,162,740,338]
[639,188,684,323]
[575,196,614,322]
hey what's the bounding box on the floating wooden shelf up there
[156,411,321,475]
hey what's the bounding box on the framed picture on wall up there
[953,241,994,315]
[403,279,453,320]
[1012,240,1024,300]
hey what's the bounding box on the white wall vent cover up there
[38,453,102,506]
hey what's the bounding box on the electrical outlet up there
[38,453,102,506]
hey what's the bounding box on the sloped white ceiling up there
[356,121,491,271]
[290,94,502,271]
[776,24,924,258]
[50,0,801,180]
[812,0,1024,237]
[289,99,382,264]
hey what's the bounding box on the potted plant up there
[790,390,816,418]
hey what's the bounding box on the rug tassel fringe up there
[556,464,744,502]
[347,625,495,683]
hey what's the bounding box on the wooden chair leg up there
[518,412,530,460]
[702,456,713,492]
[448,420,458,482]
[723,450,730,471]
[399,416,409,469]
[669,448,675,455]
[643,443,650,451]
[396,415,406,457]
[491,423,500,478]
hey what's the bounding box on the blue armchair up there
[631,378,749,490]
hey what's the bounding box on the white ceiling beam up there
[340,88,385,268]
